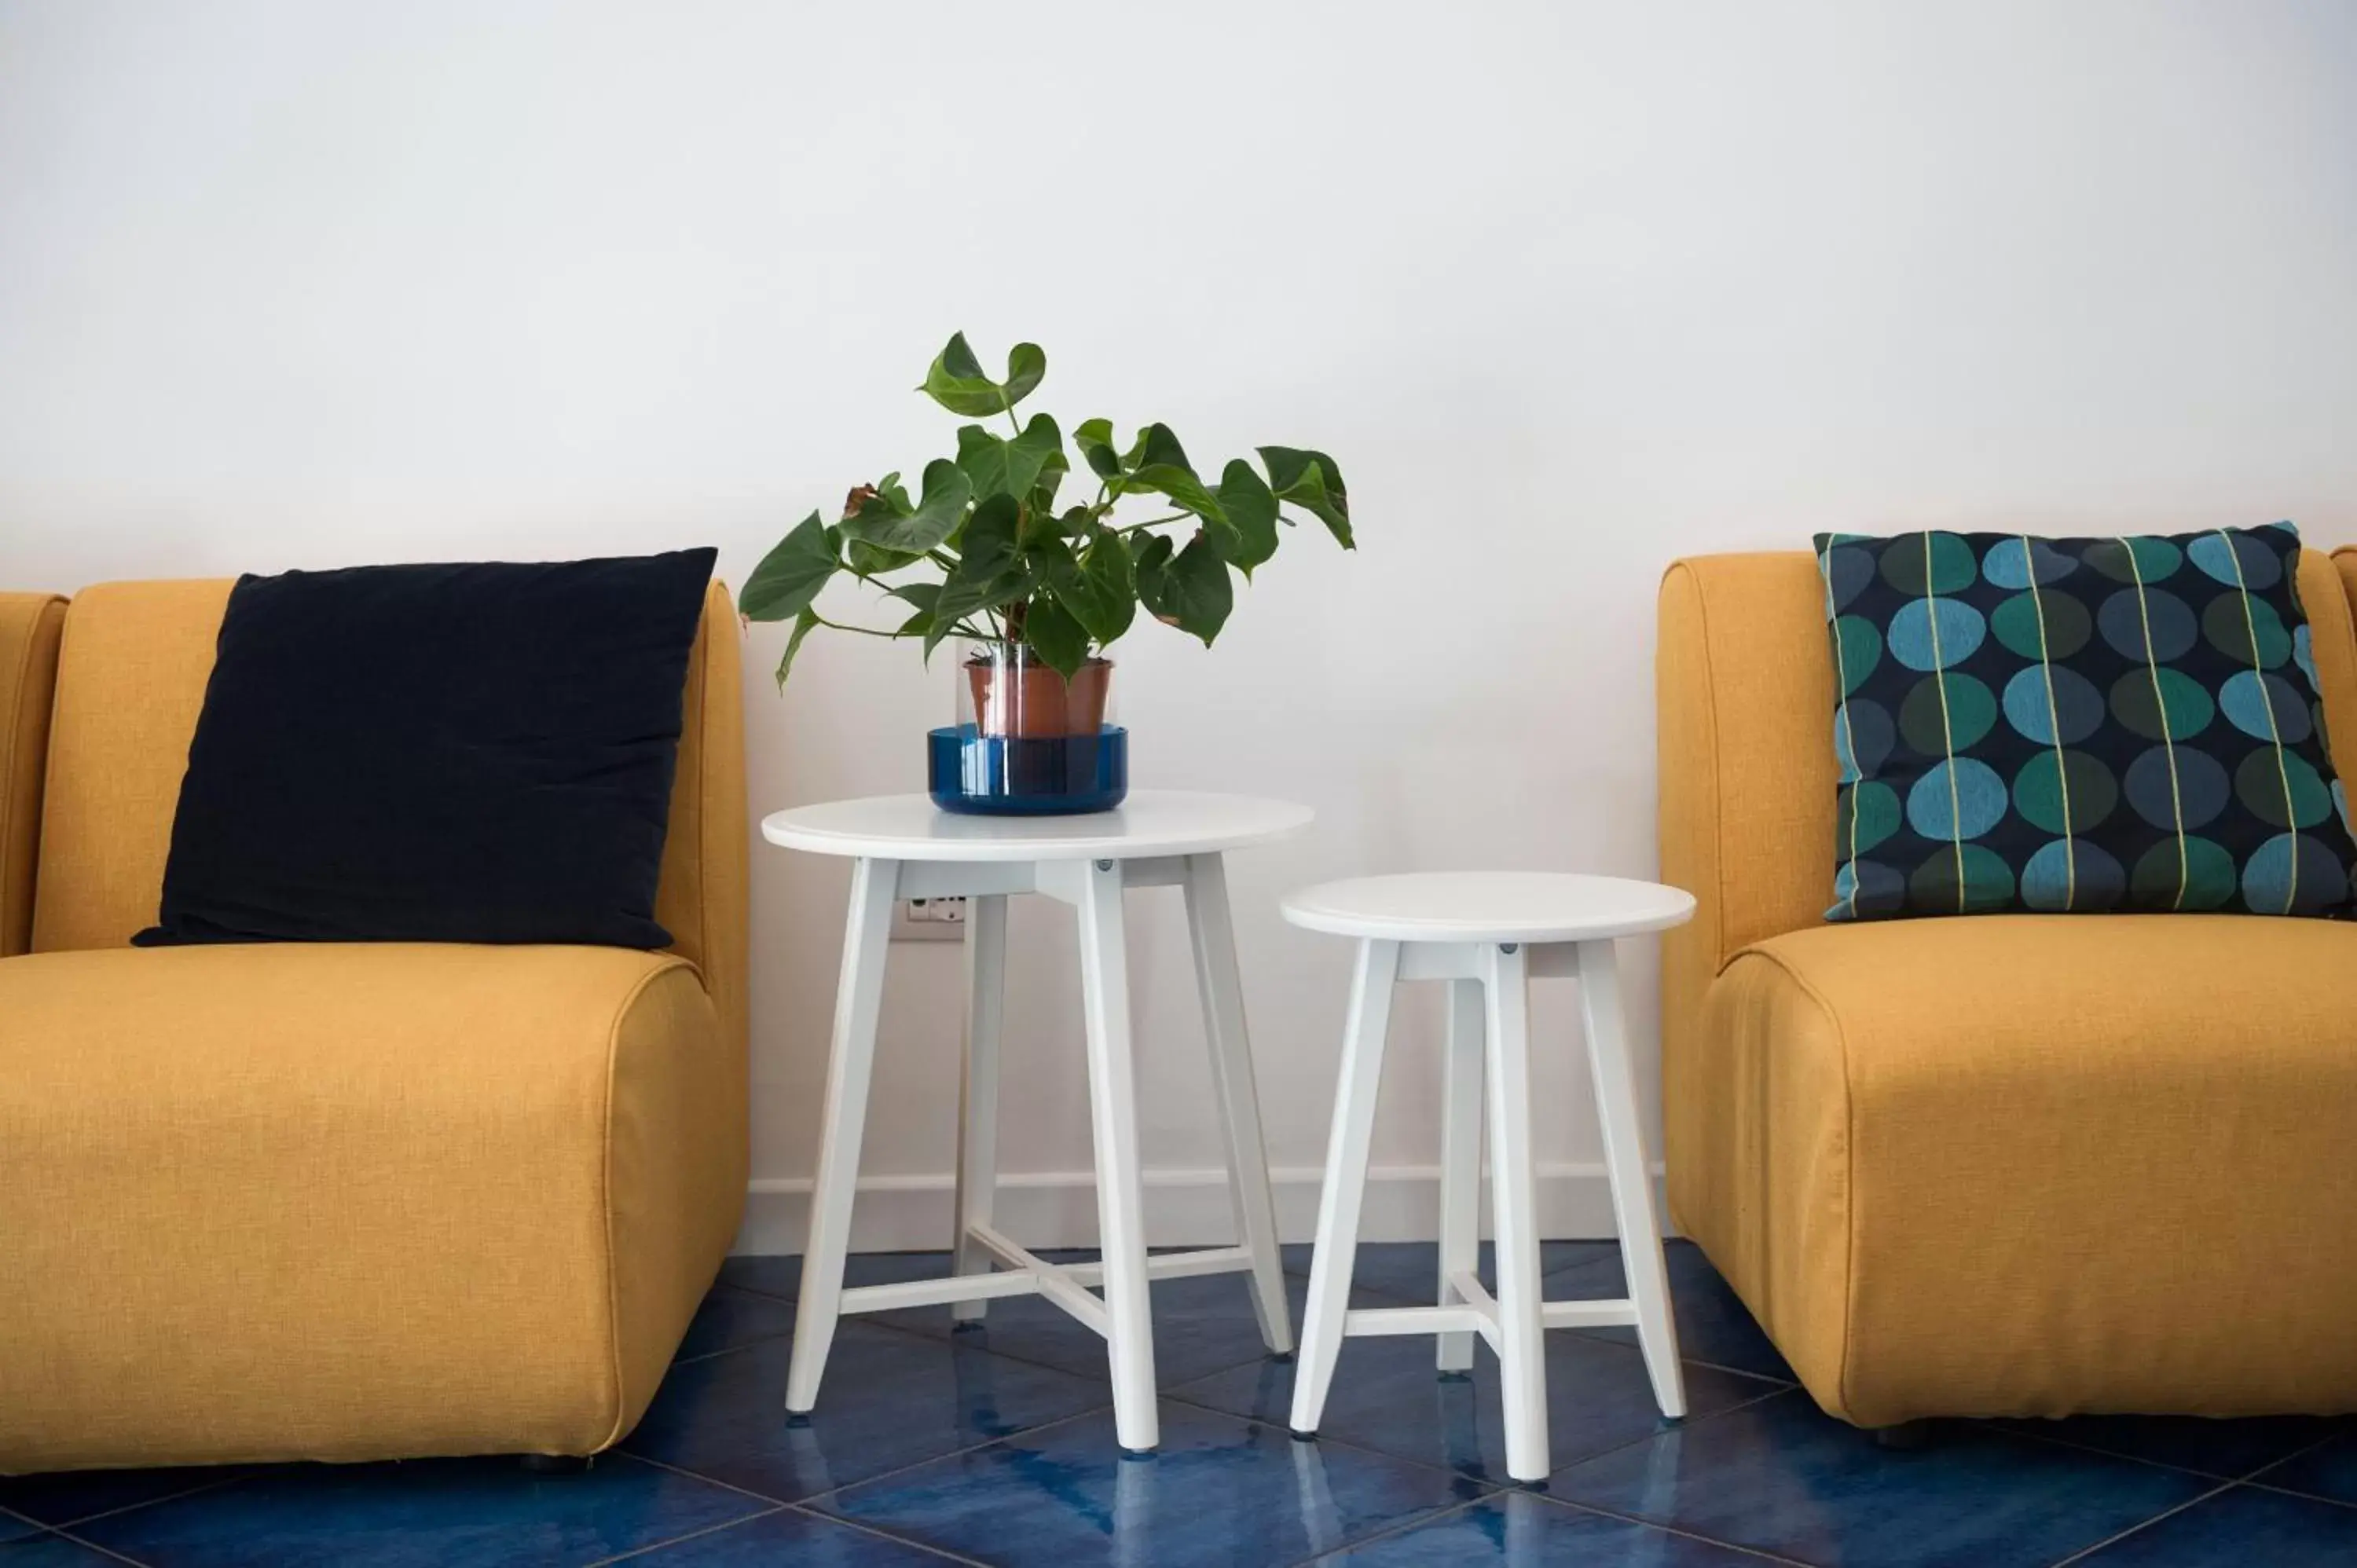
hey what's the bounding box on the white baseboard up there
[731,1163,1671,1255]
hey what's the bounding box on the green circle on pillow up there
[1990,590,2091,661]
[1831,615,1883,695]
[2110,668,2215,741]
[1899,672,1996,754]
[2085,536,2185,584]
[2013,749,2118,835]
[1879,533,1979,596]
[1837,781,1903,853]
[2202,594,2291,669]
[2129,837,2237,910]
[2236,750,2333,829]
[1908,844,2015,914]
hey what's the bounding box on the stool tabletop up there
[1281,870,1695,944]
[764,789,1313,863]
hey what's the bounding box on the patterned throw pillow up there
[1814,522,2356,921]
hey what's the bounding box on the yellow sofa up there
[0,578,750,1474]
[1656,544,2357,1431]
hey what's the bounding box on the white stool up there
[764,790,1311,1456]
[1281,871,1697,1483]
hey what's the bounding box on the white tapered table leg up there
[1436,977,1484,1373]
[1076,858,1160,1453]
[1482,940,1550,1483]
[949,892,1008,1323]
[1183,852,1295,1357]
[1288,938,1400,1438]
[786,856,900,1414]
[1578,938,1686,1418]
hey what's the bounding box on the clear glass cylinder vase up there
[928,640,1127,815]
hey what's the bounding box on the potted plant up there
[739,333,1353,814]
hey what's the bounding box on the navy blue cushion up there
[135,548,715,948]
[1815,523,2356,920]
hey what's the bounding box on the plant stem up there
[1112,512,1190,534]
[810,614,910,640]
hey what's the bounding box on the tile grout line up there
[1281,1493,1497,1567]
[2041,1478,2238,1568]
[2231,1427,2357,1512]
[1982,1420,2331,1486]
[578,1504,792,1567]
[39,1525,156,1567]
[5,1473,255,1538]
[800,1400,1124,1513]
[2242,1479,2357,1512]
[1525,1492,1821,1566]
[780,1503,999,1567]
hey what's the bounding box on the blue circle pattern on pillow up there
[1815,522,2357,920]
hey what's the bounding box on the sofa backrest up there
[27,578,748,1052]
[1655,545,2357,1062]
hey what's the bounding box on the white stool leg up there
[950,892,1008,1322]
[1436,978,1484,1373]
[1481,940,1549,1483]
[1288,938,1399,1437]
[786,856,900,1413]
[1182,852,1294,1357]
[1578,938,1686,1417]
[1076,858,1159,1453]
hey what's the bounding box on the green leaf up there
[1030,445,1069,513]
[1138,423,1192,473]
[845,539,918,577]
[1074,416,1124,480]
[1058,532,1138,645]
[1130,462,1228,527]
[928,493,1030,651]
[887,582,941,639]
[1130,531,1176,618]
[1215,459,1279,572]
[922,332,1010,417]
[918,333,1047,418]
[1002,343,1047,408]
[959,413,1063,502]
[1161,533,1235,645]
[739,511,839,621]
[773,607,823,689]
[1259,445,1353,547]
[886,581,940,617]
[1127,423,1231,541]
[1021,595,1089,677]
[842,458,970,554]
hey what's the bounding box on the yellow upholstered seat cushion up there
[0,942,742,1472]
[1697,913,2357,1427]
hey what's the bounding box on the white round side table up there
[764,789,1314,1455]
[1279,870,1697,1484]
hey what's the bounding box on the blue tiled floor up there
[5,1240,2351,1565]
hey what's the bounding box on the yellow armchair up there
[1655,547,2357,1428]
[0,580,749,1473]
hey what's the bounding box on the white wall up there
[5,1,2353,1251]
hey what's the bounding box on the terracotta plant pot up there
[966,654,1112,739]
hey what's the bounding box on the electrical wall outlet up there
[892,896,967,941]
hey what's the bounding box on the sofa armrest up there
[0,593,66,956]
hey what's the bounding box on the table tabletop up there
[762,790,1314,863]
[1281,870,1695,944]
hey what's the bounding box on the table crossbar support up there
[966,1222,1114,1335]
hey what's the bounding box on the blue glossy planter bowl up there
[928,724,1128,815]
